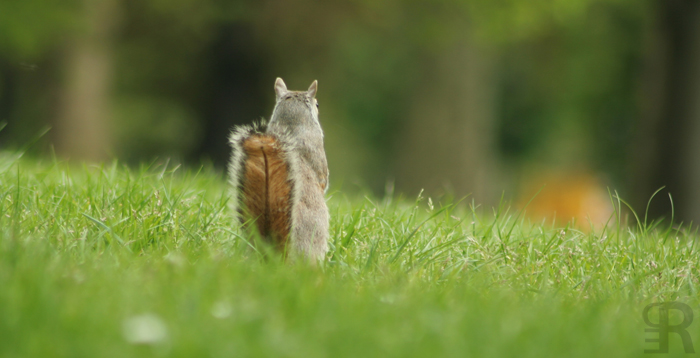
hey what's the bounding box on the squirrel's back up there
[239,133,292,249]
[229,78,328,262]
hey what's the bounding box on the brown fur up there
[241,134,292,250]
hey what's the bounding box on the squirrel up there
[228,78,329,262]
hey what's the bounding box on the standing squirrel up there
[228,78,329,262]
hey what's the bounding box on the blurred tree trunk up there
[54,0,118,161]
[634,0,700,223]
[393,38,499,204]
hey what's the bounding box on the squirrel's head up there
[269,78,321,132]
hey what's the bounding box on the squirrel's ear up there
[307,80,318,98]
[275,78,288,98]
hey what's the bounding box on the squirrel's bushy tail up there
[232,130,293,249]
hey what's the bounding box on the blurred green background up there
[1,0,699,225]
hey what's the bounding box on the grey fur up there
[228,78,329,262]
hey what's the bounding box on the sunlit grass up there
[0,153,698,357]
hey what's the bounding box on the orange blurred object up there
[517,171,614,230]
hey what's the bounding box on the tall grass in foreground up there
[0,152,698,357]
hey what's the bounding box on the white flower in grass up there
[211,300,232,319]
[123,313,168,344]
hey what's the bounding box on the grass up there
[0,151,699,357]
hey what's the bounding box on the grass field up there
[0,152,698,357]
